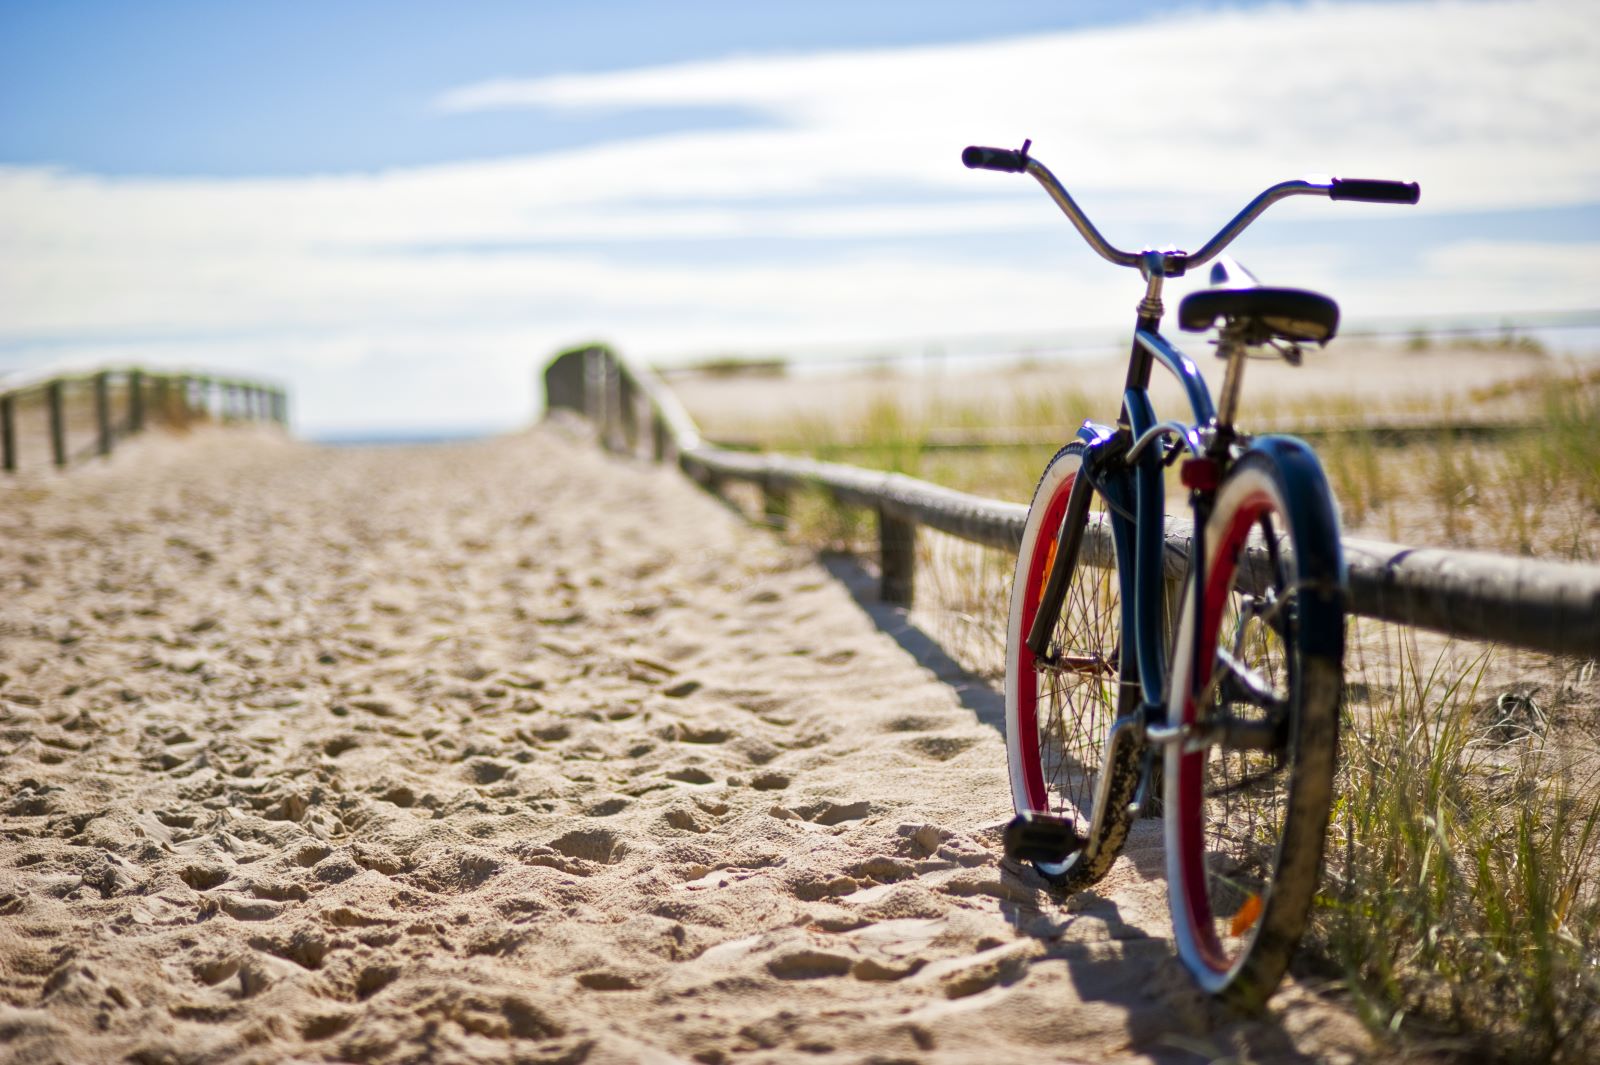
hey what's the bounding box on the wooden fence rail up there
[1,366,288,474]
[701,414,1544,455]
[544,344,1600,660]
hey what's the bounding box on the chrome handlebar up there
[1021,158,1337,279]
[961,145,1419,278]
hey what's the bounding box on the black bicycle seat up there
[1179,286,1340,344]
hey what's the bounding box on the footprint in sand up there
[765,949,854,980]
[663,808,713,834]
[352,964,400,1000]
[576,969,642,991]
[548,827,626,864]
[667,722,729,745]
[179,864,231,891]
[786,800,871,826]
[246,929,330,971]
[300,1012,355,1041]
[902,734,979,762]
[880,714,946,733]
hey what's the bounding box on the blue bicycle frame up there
[1072,328,1216,732]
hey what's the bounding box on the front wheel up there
[1164,442,1344,1008]
[1004,442,1142,892]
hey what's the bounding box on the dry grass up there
[1321,631,1600,1062]
[753,355,1600,562]
[1313,373,1600,560]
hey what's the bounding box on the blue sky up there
[1,1,1248,176]
[2,0,1597,433]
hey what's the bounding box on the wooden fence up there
[700,414,1543,455]
[1,366,288,474]
[544,344,1600,660]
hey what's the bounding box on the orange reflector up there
[1037,536,1059,608]
[1229,892,1263,936]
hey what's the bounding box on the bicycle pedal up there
[1003,812,1087,866]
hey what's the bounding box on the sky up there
[2,0,1598,435]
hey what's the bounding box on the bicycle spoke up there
[1203,755,1287,799]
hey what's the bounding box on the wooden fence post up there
[763,476,789,531]
[583,348,606,435]
[617,372,639,455]
[652,415,670,463]
[48,380,67,467]
[879,505,916,606]
[95,372,113,456]
[604,357,623,452]
[128,370,144,433]
[152,376,168,427]
[1,394,15,472]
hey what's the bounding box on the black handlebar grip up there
[1329,178,1421,204]
[963,145,1029,172]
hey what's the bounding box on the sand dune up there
[1,421,1370,1064]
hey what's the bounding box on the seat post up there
[1215,321,1250,429]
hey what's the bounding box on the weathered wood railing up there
[700,414,1544,454]
[544,344,1600,660]
[0,366,288,473]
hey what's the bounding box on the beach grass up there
[760,357,1600,562]
[1320,638,1600,1062]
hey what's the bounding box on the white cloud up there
[434,0,1600,214]
[2,0,1597,431]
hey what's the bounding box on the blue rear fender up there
[1240,434,1345,658]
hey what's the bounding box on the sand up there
[0,420,1372,1064]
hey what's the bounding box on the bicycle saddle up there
[1178,258,1340,344]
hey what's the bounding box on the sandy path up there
[0,423,1369,1064]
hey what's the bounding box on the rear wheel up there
[1005,442,1142,891]
[1164,446,1343,1007]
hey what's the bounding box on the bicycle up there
[963,140,1418,1007]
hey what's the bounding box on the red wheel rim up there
[1013,468,1078,813]
[1175,489,1273,973]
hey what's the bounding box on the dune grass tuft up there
[1321,643,1600,1062]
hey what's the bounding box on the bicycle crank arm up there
[1146,718,1281,753]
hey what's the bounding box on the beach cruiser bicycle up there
[963,140,1419,1006]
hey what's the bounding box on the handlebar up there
[962,142,1420,277]
[961,144,1030,173]
[1328,178,1421,204]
